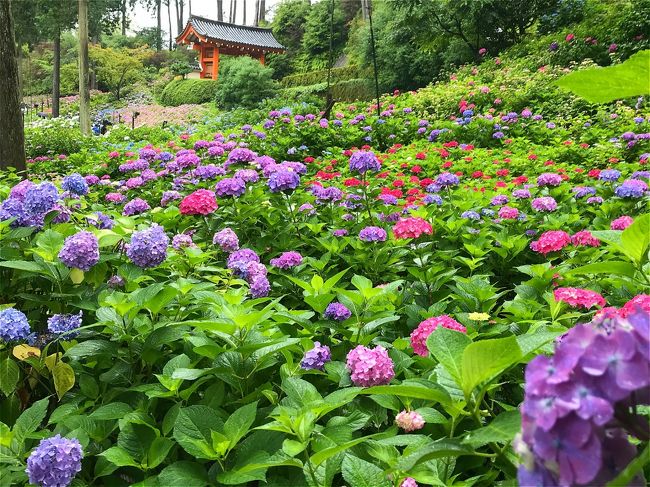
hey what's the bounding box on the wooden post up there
[213,47,219,80]
[259,52,265,65]
[78,0,91,135]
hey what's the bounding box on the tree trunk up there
[167,0,173,50]
[78,0,90,136]
[258,0,265,24]
[188,0,192,16]
[156,0,162,50]
[52,26,60,118]
[0,0,25,171]
[217,0,223,21]
[242,0,246,25]
[361,0,369,20]
[175,0,182,34]
[233,0,237,23]
[121,0,127,35]
[254,0,259,25]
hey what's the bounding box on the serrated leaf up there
[426,327,471,384]
[52,362,75,400]
[463,410,521,448]
[341,454,391,487]
[0,358,20,396]
[461,336,522,396]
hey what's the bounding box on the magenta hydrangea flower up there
[400,478,418,487]
[58,231,100,271]
[536,173,563,187]
[571,230,600,247]
[270,251,303,269]
[531,196,558,212]
[554,287,606,309]
[346,345,395,387]
[410,315,467,356]
[26,435,83,487]
[530,230,571,255]
[395,410,425,432]
[611,215,633,230]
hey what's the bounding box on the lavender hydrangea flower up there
[234,169,259,183]
[227,248,260,277]
[512,189,531,199]
[226,147,257,165]
[161,190,182,206]
[537,173,563,187]
[333,229,349,237]
[599,169,621,182]
[213,228,239,252]
[436,172,459,187]
[490,195,509,206]
[573,186,596,199]
[0,308,30,341]
[215,177,246,197]
[24,182,59,216]
[172,233,196,250]
[614,179,648,198]
[324,302,352,321]
[127,224,169,268]
[423,194,443,205]
[58,231,100,271]
[349,151,381,174]
[61,173,89,196]
[122,198,150,216]
[359,226,387,242]
[87,212,114,230]
[532,196,558,212]
[26,435,83,487]
[300,342,331,370]
[268,168,300,193]
[312,186,344,203]
[194,164,226,180]
[461,210,481,221]
[270,251,303,269]
[47,312,82,338]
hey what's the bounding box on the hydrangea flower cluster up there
[571,230,600,247]
[1,182,60,227]
[436,172,459,187]
[213,228,239,252]
[161,190,182,206]
[498,206,519,219]
[537,172,563,187]
[47,312,83,338]
[172,233,196,250]
[359,226,387,242]
[346,345,395,387]
[61,173,89,196]
[227,248,270,297]
[215,177,246,197]
[410,315,467,356]
[395,410,425,432]
[26,435,83,487]
[554,287,606,309]
[58,231,100,271]
[300,342,331,370]
[615,179,648,198]
[268,168,300,193]
[400,478,418,487]
[598,169,621,182]
[324,302,352,321]
[392,217,433,239]
[530,230,571,255]
[270,251,303,269]
[179,189,218,215]
[0,308,30,342]
[611,215,634,230]
[515,308,649,486]
[349,150,381,174]
[531,196,558,212]
[127,224,169,268]
[122,198,151,216]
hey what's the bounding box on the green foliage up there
[159,79,220,107]
[170,61,192,78]
[214,57,279,109]
[281,66,369,88]
[556,50,650,103]
[90,45,146,100]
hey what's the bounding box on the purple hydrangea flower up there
[436,172,459,187]
[0,308,30,341]
[268,168,300,193]
[532,196,558,212]
[161,190,182,206]
[227,248,260,277]
[24,182,59,216]
[194,164,226,180]
[107,275,125,288]
[587,196,604,205]
[614,179,648,198]
[127,224,169,268]
[234,169,259,183]
[61,173,89,196]
[359,226,387,242]
[213,228,239,252]
[573,186,596,199]
[47,312,82,338]
[312,186,344,203]
[172,233,196,250]
[512,189,531,199]
[226,147,257,165]
[324,302,352,321]
[490,195,509,206]
[333,229,349,237]
[87,212,114,230]
[537,173,563,187]
[461,210,481,221]
[122,198,150,216]
[26,435,83,487]
[423,194,443,205]
[58,231,100,271]
[301,342,331,370]
[270,251,303,270]
[599,169,621,182]
[215,177,246,197]
[349,151,381,174]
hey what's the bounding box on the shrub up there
[214,57,279,109]
[159,79,220,106]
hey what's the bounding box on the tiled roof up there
[187,15,284,50]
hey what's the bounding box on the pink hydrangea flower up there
[554,287,606,309]
[179,189,218,215]
[498,206,519,219]
[401,478,418,487]
[530,230,571,255]
[392,217,433,239]
[620,294,650,318]
[571,230,601,247]
[346,345,395,387]
[410,315,466,356]
[395,410,425,432]
[611,216,633,230]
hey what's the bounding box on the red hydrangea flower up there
[179,189,218,215]
[392,217,433,239]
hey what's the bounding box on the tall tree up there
[175,0,184,35]
[242,0,246,24]
[166,0,173,49]
[156,0,162,50]
[0,0,25,170]
[78,0,91,135]
[217,0,223,21]
[52,26,61,117]
[258,0,265,24]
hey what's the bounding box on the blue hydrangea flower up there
[58,231,100,271]
[127,224,169,268]
[24,182,59,216]
[461,211,481,221]
[349,151,381,174]
[47,312,82,338]
[0,308,30,342]
[26,435,83,487]
[61,174,89,196]
[599,169,621,182]
[267,169,300,193]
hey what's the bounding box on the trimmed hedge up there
[281,78,374,102]
[159,79,220,106]
[281,65,370,88]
